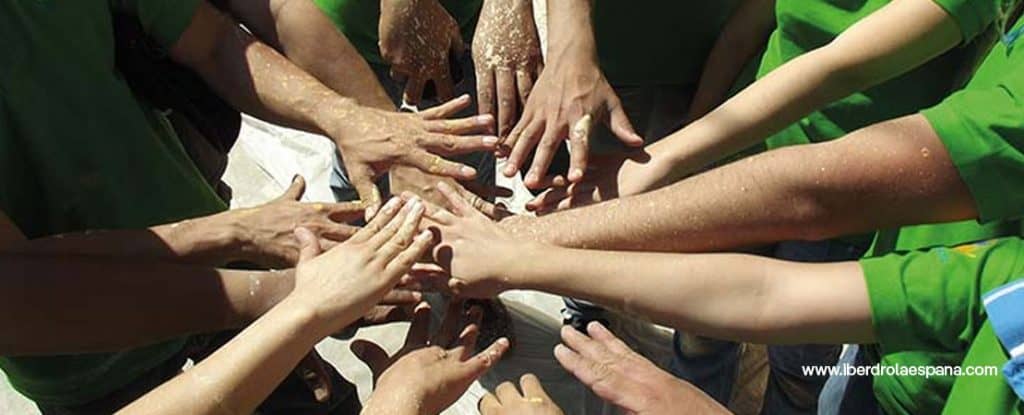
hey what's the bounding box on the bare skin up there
[502,0,643,188]
[472,0,543,138]
[479,374,565,415]
[554,323,731,415]
[379,0,464,104]
[171,1,497,218]
[355,300,511,415]
[119,198,435,415]
[528,0,964,210]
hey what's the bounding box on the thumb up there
[279,175,307,201]
[294,227,322,263]
[607,101,643,147]
[350,166,383,221]
[351,340,391,384]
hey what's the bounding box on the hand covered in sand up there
[289,197,434,335]
[555,323,729,415]
[472,0,543,137]
[379,0,464,104]
[325,95,498,218]
[225,175,364,268]
[479,374,565,415]
[355,300,511,415]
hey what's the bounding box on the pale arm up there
[506,114,977,252]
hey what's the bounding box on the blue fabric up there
[983,280,1024,401]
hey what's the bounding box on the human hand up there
[354,300,511,415]
[379,0,464,104]
[286,197,434,335]
[502,43,643,189]
[479,374,565,415]
[472,0,543,137]
[323,95,497,219]
[391,166,512,220]
[225,175,364,268]
[555,323,729,415]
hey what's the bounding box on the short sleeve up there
[110,0,203,48]
[930,0,1002,42]
[922,81,1024,223]
[860,238,1024,355]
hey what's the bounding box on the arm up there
[511,114,977,253]
[686,0,777,121]
[221,0,395,110]
[119,197,435,415]
[379,0,464,104]
[171,1,497,216]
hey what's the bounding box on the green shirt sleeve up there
[861,238,1024,355]
[922,81,1024,223]
[110,0,202,48]
[930,0,1002,42]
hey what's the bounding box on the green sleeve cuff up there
[930,0,999,42]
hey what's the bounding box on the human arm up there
[553,324,731,415]
[170,1,497,216]
[686,0,777,121]
[353,300,511,415]
[118,197,435,415]
[503,0,643,188]
[513,114,977,253]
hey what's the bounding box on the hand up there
[286,196,434,335]
[479,374,565,415]
[525,149,669,214]
[323,95,498,219]
[226,175,364,268]
[472,0,543,137]
[554,323,729,415]
[391,166,513,220]
[379,0,464,104]
[354,300,511,415]
[420,182,530,298]
[502,47,643,189]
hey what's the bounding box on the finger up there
[524,127,564,188]
[277,175,306,202]
[476,69,497,120]
[436,181,480,218]
[515,68,535,106]
[453,306,483,358]
[404,302,433,348]
[404,271,457,295]
[385,230,436,278]
[504,119,544,177]
[433,298,466,347]
[495,68,518,137]
[520,374,553,401]
[478,393,502,415]
[389,67,408,84]
[408,151,477,180]
[366,198,421,253]
[379,288,423,305]
[297,351,332,403]
[349,165,383,221]
[587,321,635,356]
[348,197,403,243]
[567,114,593,183]
[457,337,511,381]
[434,73,456,102]
[318,223,361,242]
[608,99,644,147]
[559,325,606,359]
[294,227,322,263]
[403,77,427,106]
[350,340,391,383]
[424,114,496,136]
[495,379,522,402]
[325,202,367,223]
[552,343,588,382]
[500,113,529,157]
[419,94,471,120]
[419,132,499,156]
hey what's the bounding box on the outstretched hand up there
[354,300,511,415]
[379,0,464,104]
[479,374,565,415]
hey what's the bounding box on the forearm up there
[173,1,363,136]
[0,256,291,356]
[687,0,776,120]
[506,115,977,252]
[119,298,324,415]
[515,245,873,344]
[651,0,961,181]
[544,0,597,63]
[224,0,394,110]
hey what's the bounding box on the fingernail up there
[417,230,433,240]
[498,338,510,346]
[291,174,300,183]
[461,166,476,176]
[571,168,584,180]
[483,136,499,145]
[409,200,424,215]
[526,173,538,183]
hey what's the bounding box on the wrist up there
[189,211,249,265]
[310,94,363,142]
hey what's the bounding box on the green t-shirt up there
[0,0,226,405]
[592,1,742,86]
[312,0,482,68]
[861,238,1024,415]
